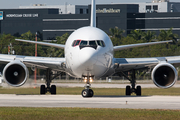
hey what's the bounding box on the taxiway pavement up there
[0,94,180,109]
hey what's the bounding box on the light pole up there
[34,32,37,86]
[8,43,15,55]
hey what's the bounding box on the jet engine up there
[151,62,177,88]
[3,60,29,87]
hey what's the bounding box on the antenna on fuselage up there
[90,0,96,27]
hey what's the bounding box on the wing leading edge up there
[113,40,172,51]
[15,39,65,49]
[114,56,180,72]
[0,54,66,71]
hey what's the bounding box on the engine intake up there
[3,60,29,87]
[151,62,177,88]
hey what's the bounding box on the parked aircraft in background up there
[0,0,178,97]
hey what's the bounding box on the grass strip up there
[0,107,180,120]
[0,87,180,96]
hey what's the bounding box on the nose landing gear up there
[81,76,94,97]
[82,89,94,97]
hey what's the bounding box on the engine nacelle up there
[3,60,29,87]
[151,62,177,88]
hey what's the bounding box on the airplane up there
[0,0,179,97]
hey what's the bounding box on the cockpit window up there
[72,40,105,49]
[72,40,81,47]
[97,40,105,47]
[89,41,96,46]
[80,41,88,45]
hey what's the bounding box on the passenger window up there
[97,40,105,47]
[89,41,96,46]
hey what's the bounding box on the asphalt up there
[0,94,180,109]
[1,81,180,110]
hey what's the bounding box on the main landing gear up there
[121,70,141,96]
[81,76,94,97]
[40,69,59,95]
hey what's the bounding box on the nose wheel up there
[81,89,94,97]
[81,76,94,97]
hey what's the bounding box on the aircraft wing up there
[113,40,172,51]
[114,56,180,72]
[15,39,65,49]
[0,54,66,71]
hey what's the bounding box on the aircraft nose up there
[78,48,98,68]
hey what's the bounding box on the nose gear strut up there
[81,76,94,97]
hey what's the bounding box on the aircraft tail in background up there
[90,0,96,27]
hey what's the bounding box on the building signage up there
[96,8,121,13]
[0,11,3,20]
[6,14,38,18]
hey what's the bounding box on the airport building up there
[113,0,180,13]
[19,4,89,14]
[0,0,180,40]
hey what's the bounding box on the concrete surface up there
[0,94,180,109]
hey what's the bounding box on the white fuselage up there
[65,26,114,78]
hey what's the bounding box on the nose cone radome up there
[78,47,98,69]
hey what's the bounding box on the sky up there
[0,0,180,9]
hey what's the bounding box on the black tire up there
[126,86,131,96]
[81,89,89,97]
[136,86,141,96]
[89,89,94,97]
[40,85,46,95]
[50,85,56,95]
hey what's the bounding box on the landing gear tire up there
[136,86,141,96]
[82,89,89,97]
[81,89,94,97]
[125,85,141,96]
[122,70,142,96]
[40,69,60,95]
[50,85,56,95]
[89,89,94,97]
[40,85,46,95]
[126,86,131,96]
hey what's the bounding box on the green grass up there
[0,88,180,120]
[0,107,180,120]
[0,87,180,96]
